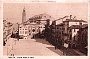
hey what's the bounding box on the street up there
[3,37,63,56]
[3,36,85,56]
[3,3,88,57]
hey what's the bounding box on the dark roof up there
[29,13,51,20]
[69,25,81,29]
[63,19,87,22]
[69,24,88,29]
[23,13,52,25]
[56,23,64,26]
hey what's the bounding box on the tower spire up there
[22,7,26,24]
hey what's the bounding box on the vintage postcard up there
[0,0,90,59]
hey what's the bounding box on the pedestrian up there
[63,41,68,55]
[55,39,58,50]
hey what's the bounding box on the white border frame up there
[0,0,90,59]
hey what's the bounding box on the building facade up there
[19,8,52,39]
[3,20,13,46]
[45,15,88,51]
[63,19,87,41]
[19,22,45,39]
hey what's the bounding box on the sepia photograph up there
[3,3,88,56]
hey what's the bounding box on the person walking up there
[63,41,69,55]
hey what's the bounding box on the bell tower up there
[22,7,26,24]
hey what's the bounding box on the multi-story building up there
[68,24,88,55]
[63,17,87,41]
[3,20,13,46]
[79,24,88,55]
[47,15,88,49]
[47,20,64,48]
[19,22,45,39]
[55,23,64,48]
[19,8,52,39]
[49,21,56,45]
[69,25,81,48]
[78,24,88,48]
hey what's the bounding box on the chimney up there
[70,15,72,19]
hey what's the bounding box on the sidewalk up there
[4,37,85,56]
[58,47,86,56]
[3,37,17,56]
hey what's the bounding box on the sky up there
[3,3,88,23]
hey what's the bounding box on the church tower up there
[22,7,26,24]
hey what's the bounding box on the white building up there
[19,22,45,39]
[63,18,87,41]
[19,8,52,39]
[19,24,28,39]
